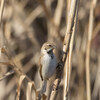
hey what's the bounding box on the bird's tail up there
[41,79,47,93]
[38,79,47,100]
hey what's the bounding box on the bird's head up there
[41,42,56,54]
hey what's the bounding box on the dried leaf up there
[16,75,26,100]
[26,81,37,100]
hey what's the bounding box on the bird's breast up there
[41,53,57,79]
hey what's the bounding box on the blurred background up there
[0,0,100,100]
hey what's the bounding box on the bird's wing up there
[39,56,43,81]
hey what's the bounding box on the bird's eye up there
[45,48,47,50]
[48,44,52,46]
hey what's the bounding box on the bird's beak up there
[47,45,56,53]
[52,45,56,49]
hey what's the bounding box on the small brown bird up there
[39,42,57,99]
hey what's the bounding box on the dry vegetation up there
[0,0,100,100]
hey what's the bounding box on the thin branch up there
[86,0,97,100]
[66,0,71,24]
[63,0,78,54]
[0,70,14,81]
[0,0,5,23]
[0,0,5,47]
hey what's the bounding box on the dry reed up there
[0,0,99,100]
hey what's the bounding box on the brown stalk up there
[0,50,39,100]
[49,0,79,100]
[26,82,33,100]
[63,1,79,99]
[86,0,97,100]
[0,0,5,47]
[27,81,40,100]
[0,36,37,100]
[66,0,71,24]
[0,0,5,24]
[3,48,37,94]
[16,75,26,100]
[0,70,14,81]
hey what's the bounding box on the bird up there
[38,42,57,99]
